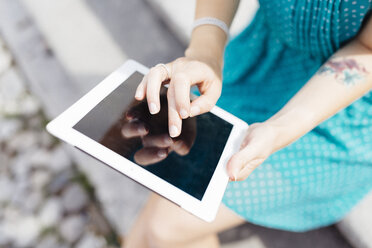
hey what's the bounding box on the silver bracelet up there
[192,17,229,37]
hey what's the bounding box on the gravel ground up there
[0,37,120,248]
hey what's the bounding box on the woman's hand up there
[134,56,222,138]
[226,122,279,181]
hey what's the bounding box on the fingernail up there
[157,150,167,158]
[169,125,178,137]
[164,136,173,145]
[149,102,158,114]
[135,90,143,99]
[233,169,240,181]
[190,106,200,117]
[230,169,238,181]
[180,109,188,119]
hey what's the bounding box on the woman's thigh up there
[127,192,245,247]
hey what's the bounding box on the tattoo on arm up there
[317,58,368,86]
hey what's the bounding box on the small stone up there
[11,178,32,207]
[2,100,21,116]
[49,146,71,173]
[57,244,70,248]
[0,221,11,246]
[7,130,39,154]
[27,115,43,129]
[2,213,42,248]
[0,67,25,99]
[30,149,52,169]
[0,117,22,142]
[62,183,89,213]
[39,197,63,228]
[39,130,54,147]
[10,149,35,179]
[76,232,107,248]
[0,175,14,203]
[36,235,59,248]
[0,153,10,173]
[15,217,42,247]
[47,170,73,194]
[23,189,43,213]
[19,94,40,116]
[59,214,86,243]
[31,170,51,190]
[0,67,26,115]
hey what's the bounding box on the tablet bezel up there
[47,60,248,222]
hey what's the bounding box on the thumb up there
[189,81,221,117]
[226,146,256,181]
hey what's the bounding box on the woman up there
[123,0,372,247]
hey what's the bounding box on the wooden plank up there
[0,0,80,117]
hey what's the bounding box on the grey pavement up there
[0,36,117,247]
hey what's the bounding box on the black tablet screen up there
[73,72,232,200]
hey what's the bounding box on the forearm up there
[267,39,372,152]
[185,0,240,70]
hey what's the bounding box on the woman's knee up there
[142,196,194,247]
[145,207,186,247]
[139,194,243,247]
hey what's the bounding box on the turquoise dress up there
[220,0,372,231]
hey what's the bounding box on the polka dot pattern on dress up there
[219,0,372,232]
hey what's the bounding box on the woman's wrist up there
[264,107,318,153]
[185,49,223,79]
[254,121,282,154]
[263,119,290,154]
[185,25,227,76]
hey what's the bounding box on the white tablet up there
[47,60,248,222]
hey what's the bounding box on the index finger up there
[167,84,182,138]
[146,64,171,114]
[172,73,191,119]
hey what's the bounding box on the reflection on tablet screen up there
[73,72,232,200]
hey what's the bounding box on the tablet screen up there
[73,72,232,200]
